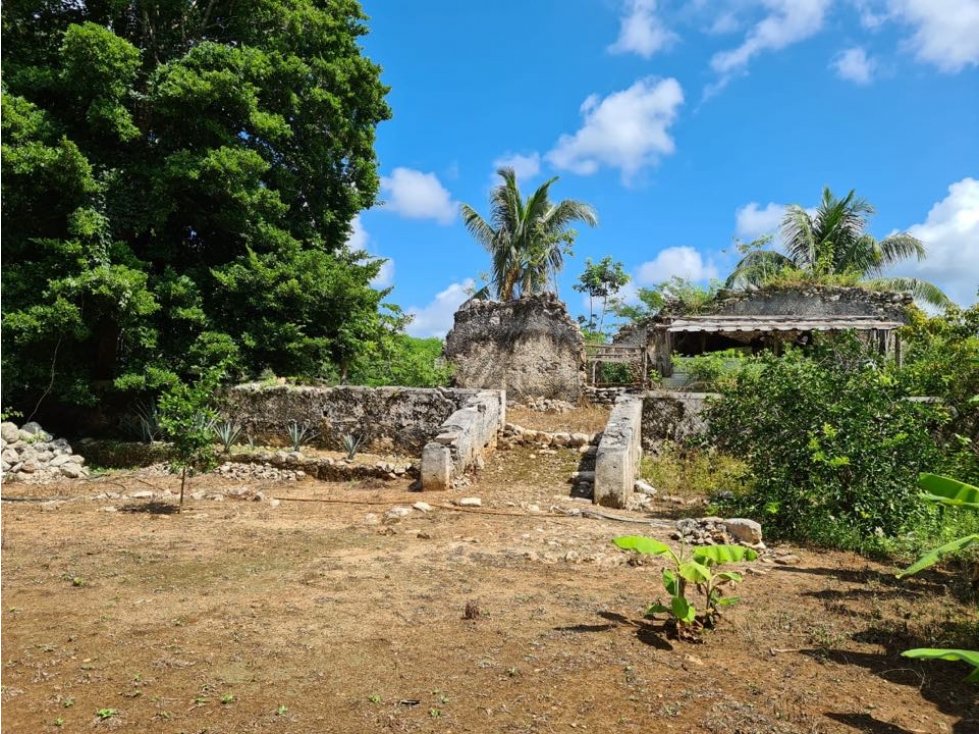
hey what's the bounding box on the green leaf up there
[713,571,744,585]
[662,568,679,596]
[613,536,673,558]
[901,648,979,682]
[715,596,740,607]
[644,602,670,617]
[918,473,979,510]
[897,534,979,578]
[678,561,711,584]
[692,545,759,566]
[671,595,695,623]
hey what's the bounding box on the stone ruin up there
[1,421,89,481]
[445,294,586,403]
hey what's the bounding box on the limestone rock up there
[723,518,763,545]
[455,497,482,507]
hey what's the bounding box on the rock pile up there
[672,517,764,549]
[517,396,576,413]
[583,386,628,406]
[1,421,89,481]
[499,423,597,450]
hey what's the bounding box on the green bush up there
[705,347,950,548]
[672,349,753,391]
[348,335,453,388]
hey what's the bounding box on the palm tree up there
[726,187,950,307]
[460,167,598,300]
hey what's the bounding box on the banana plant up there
[612,536,758,636]
[897,473,979,683]
[897,474,979,579]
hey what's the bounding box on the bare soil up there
[2,445,977,734]
[506,405,610,434]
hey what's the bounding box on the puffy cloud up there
[635,246,719,285]
[890,177,979,306]
[735,201,788,240]
[887,0,979,72]
[380,167,456,224]
[546,77,683,182]
[710,0,831,76]
[832,46,876,84]
[346,215,394,289]
[608,0,678,58]
[491,152,541,182]
[405,279,476,338]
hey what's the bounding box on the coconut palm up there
[726,187,950,306]
[460,167,598,300]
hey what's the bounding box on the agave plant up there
[286,420,316,452]
[342,433,363,461]
[897,472,979,683]
[213,420,242,453]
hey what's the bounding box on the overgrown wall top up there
[704,286,912,320]
[444,294,586,402]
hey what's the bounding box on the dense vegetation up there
[704,323,979,551]
[1,1,393,420]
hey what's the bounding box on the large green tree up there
[725,187,950,306]
[460,167,597,301]
[2,1,393,418]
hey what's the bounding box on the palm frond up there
[780,205,817,269]
[863,277,952,308]
[878,233,927,266]
[725,250,795,288]
[459,204,497,251]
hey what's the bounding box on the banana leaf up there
[663,568,679,596]
[896,534,979,578]
[613,535,674,559]
[671,595,695,623]
[693,545,759,566]
[918,473,979,510]
[901,648,979,683]
[679,561,711,584]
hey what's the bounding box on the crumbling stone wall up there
[444,294,586,402]
[221,384,487,454]
[641,390,714,448]
[421,390,505,490]
[593,394,643,508]
[704,285,911,320]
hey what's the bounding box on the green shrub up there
[672,349,752,391]
[349,335,453,388]
[640,443,748,500]
[705,347,950,548]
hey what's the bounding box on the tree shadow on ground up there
[553,611,673,650]
[801,639,978,734]
[825,712,928,734]
[120,501,181,515]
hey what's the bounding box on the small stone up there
[49,454,71,468]
[724,518,763,545]
[774,553,801,566]
[412,501,433,513]
[634,480,657,496]
[385,506,412,519]
[102,506,118,513]
[269,499,281,509]
[416,531,432,540]
[127,490,154,500]
[455,497,481,507]
[526,504,541,513]
[364,513,380,525]
[564,550,580,563]
[0,422,19,443]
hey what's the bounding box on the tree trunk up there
[179,466,187,508]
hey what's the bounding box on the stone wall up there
[641,391,714,448]
[705,285,912,320]
[221,384,486,454]
[593,394,643,508]
[444,294,586,402]
[421,390,506,490]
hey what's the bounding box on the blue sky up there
[352,1,979,336]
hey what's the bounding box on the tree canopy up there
[460,167,597,301]
[725,187,950,306]
[1,1,393,419]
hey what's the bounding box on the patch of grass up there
[640,441,749,500]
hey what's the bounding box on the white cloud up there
[887,0,979,72]
[832,46,877,84]
[546,77,684,182]
[491,152,541,182]
[608,0,678,58]
[890,177,979,305]
[380,167,456,224]
[710,0,831,77]
[346,215,394,289]
[405,279,476,338]
[635,246,719,285]
[735,201,788,240]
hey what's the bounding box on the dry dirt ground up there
[2,445,977,734]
